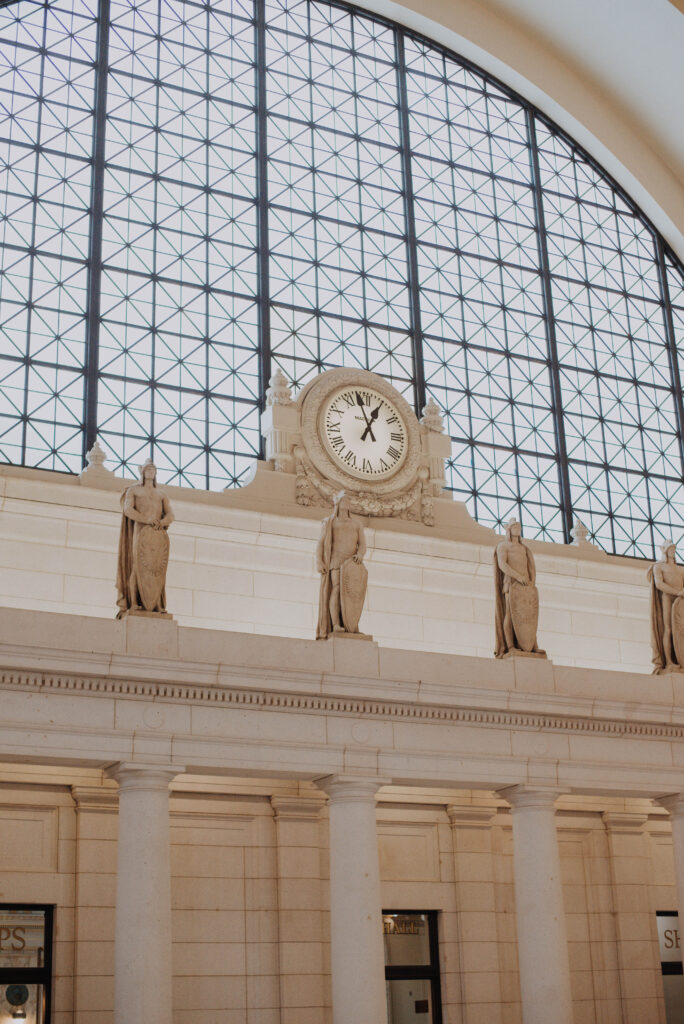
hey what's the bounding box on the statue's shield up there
[510,581,539,653]
[133,524,169,611]
[340,558,367,634]
[672,596,684,666]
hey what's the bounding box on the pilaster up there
[447,805,502,1024]
[602,811,662,1024]
[271,794,327,1024]
[70,784,119,1024]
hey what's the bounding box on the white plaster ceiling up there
[357,0,684,253]
[481,0,684,189]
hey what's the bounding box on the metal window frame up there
[1,0,684,556]
[383,909,443,1024]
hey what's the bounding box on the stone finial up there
[266,367,293,406]
[85,439,107,470]
[571,519,589,546]
[420,397,444,433]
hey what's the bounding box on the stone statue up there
[647,540,684,673]
[493,519,545,658]
[116,459,174,618]
[316,491,369,640]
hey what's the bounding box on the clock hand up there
[360,405,380,442]
[356,391,377,443]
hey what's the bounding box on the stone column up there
[316,774,389,1024]
[501,786,573,1024]
[603,811,662,1022]
[107,763,182,1024]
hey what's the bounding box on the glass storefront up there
[383,912,442,1024]
[0,907,52,1024]
[656,911,684,1024]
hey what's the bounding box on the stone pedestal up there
[502,785,573,1024]
[107,763,182,1024]
[316,774,389,1024]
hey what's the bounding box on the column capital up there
[71,785,119,812]
[499,784,569,810]
[601,811,649,832]
[106,762,184,792]
[656,794,684,818]
[447,804,497,828]
[314,773,391,803]
[271,794,327,820]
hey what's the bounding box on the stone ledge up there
[0,662,681,743]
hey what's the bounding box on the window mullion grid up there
[616,248,656,556]
[255,0,271,423]
[486,115,524,531]
[443,54,476,516]
[526,110,574,544]
[83,0,111,458]
[575,182,616,553]
[20,2,49,464]
[307,0,322,379]
[656,234,684,481]
[204,3,211,489]
[395,31,426,417]
[149,0,162,468]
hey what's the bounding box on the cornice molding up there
[1,665,683,743]
[271,794,327,819]
[601,811,649,832]
[70,785,119,811]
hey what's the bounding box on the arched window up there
[1,0,683,557]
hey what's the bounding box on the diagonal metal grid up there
[0,0,683,556]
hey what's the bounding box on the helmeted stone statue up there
[493,519,545,658]
[316,491,369,639]
[648,540,684,673]
[116,459,174,618]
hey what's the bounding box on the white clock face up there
[321,386,409,480]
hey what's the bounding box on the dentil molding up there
[2,665,684,742]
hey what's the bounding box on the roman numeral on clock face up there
[323,386,407,479]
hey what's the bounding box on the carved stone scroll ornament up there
[648,540,684,673]
[493,519,546,658]
[294,446,434,524]
[116,459,174,618]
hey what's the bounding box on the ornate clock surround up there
[301,369,421,495]
[262,367,451,526]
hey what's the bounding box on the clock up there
[320,385,409,481]
[261,365,450,525]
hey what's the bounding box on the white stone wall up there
[0,775,675,1024]
[0,466,653,673]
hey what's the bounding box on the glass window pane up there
[0,0,683,557]
[0,984,45,1024]
[0,909,47,969]
[383,913,431,966]
[386,978,433,1021]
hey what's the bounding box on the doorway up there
[383,911,442,1024]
